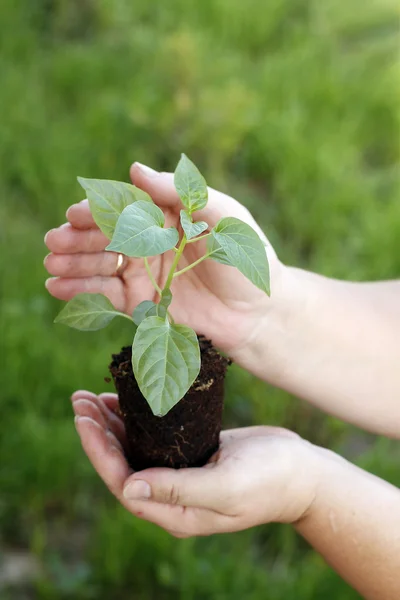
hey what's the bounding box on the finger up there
[75,416,131,499]
[125,499,235,537]
[45,276,125,312]
[44,251,121,278]
[97,395,127,450]
[122,465,228,512]
[221,426,300,443]
[66,200,97,230]
[71,391,126,449]
[98,393,119,413]
[130,162,262,233]
[71,390,98,403]
[71,393,120,421]
[130,164,178,208]
[71,391,120,422]
[72,397,125,452]
[44,223,109,254]
[72,398,108,429]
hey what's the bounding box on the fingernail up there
[44,277,53,290]
[134,162,158,178]
[124,480,152,500]
[43,253,50,266]
[74,415,98,429]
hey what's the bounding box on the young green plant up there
[55,154,270,416]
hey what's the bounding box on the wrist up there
[276,437,323,525]
[292,445,349,529]
[230,262,303,382]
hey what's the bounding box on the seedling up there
[55,155,270,417]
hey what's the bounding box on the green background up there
[1,1,399,598]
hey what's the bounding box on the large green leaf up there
[180,210,208,240]
[174,154,208,213]
[106,201,179,257]
[77,177,152,239]
[54,293,130,331]
[132,317,200,416]
[209,217,270,294]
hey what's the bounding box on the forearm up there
[246,268,400,436]
[295,449,400,600]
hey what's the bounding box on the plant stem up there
[144,258,162,296]
[163,234,187,291]
[173,253,210,278]
[186,232,212,244]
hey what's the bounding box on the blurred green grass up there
[0,0,399,598]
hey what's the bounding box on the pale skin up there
[44,162,400,599]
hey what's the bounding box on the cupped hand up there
[71,391,320,537]
[44,163,284,362]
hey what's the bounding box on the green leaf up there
[180,210,208,240]
[54,293,128,331]
[132,317,200,416]
[209,217,270,294]
[174,154,208,213]
[77,177,152,239]
[106,201,179,257]
[132,301,158,326]
[206,235,233,267]
[132,291,173,326]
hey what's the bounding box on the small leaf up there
[54,293,126,331]
[132,317,200,416]
[77,177,152,239]
[209,217,270,294]
[132,290,173,326]
[132,301,158,326]
[207,235,233,267]
[174,154,208,213]
[106,201,179,257]
[180,210,208,240]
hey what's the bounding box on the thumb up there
[130,162,179,209]
[123,466,228,511]
[130,161,240,227]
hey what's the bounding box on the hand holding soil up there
[71,390,320,536]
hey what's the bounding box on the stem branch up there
[173,253,210,278]
[163,235,187,291]
[187,232,212,244]
[144,258,162,296]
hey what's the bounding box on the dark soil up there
[109,337,230,471]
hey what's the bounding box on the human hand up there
[44,163,286,368]
[71,391,320,537]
